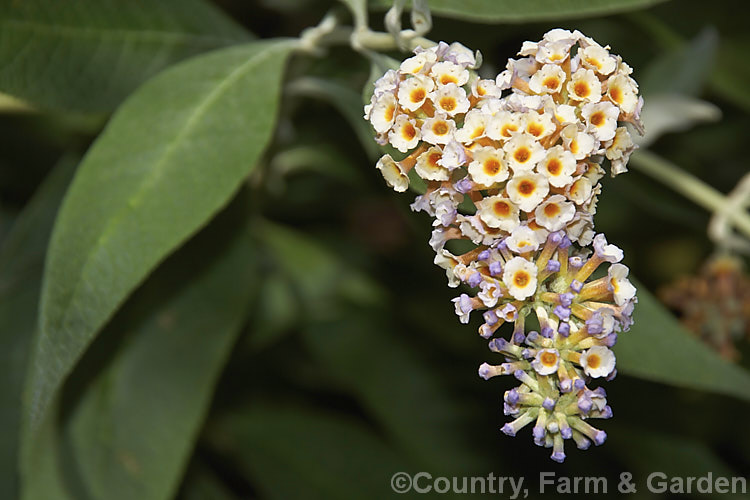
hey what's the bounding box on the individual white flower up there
[476,195,520,231]
[518,40,538,57]
[536,40,573,64]
[506,225,542,254]
[375,154,409,192]
[580,346,616,378]
[542,28,582,45]
[388,115,420,152]
[534,195,576,231]
[415,147,450,181]
[368,92,398,134]
[579,44,617,75]
[430,61,470,86]
[537,146,577,188]
[434,249,460,287]
[581,101,619,141]
[606,73,639,114]
[561,124,597,160]
[605,127,636,176]
[528,64,566,94]
[502,256,538,300]
[372,69,399,97]
[566,212,595,245]
[444,41,477,68]
[503,134,545,172]
[421,114,456,145]
[522,111,556,140]
[471,78,502,99]
[506,172,549,212]
[532,349,560,376]
[455,109,489,144]
[608,263,637,306]
[487,110,522,140]
[438,140,468,169]
[397,75,435,112]
[567,68,602,103]
[551,103,578,125]
[478,280,502,307]
[567,177,593,205]
[431,83,470,116]
[400,50,437,75]
[468,146,508,186]
[593,233,624,263]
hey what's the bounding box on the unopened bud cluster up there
[364,29,641,462]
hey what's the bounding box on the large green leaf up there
[60,218,260,500]
[371,0,669,23]
[616,279,750,401]
[0,158,77,499]
[23,39,296,445]
[0,0,251,112]
[211,406,417,500]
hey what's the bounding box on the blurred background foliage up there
[1,0,749,498]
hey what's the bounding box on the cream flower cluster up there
[364,29,641,462]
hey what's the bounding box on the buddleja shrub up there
[364,29,642,462]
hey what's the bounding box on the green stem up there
[629,149,750,238]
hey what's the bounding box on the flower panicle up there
[364,29,641,462]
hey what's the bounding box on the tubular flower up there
[364,29,642,462]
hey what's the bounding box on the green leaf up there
[23,39,296,446]
[0,158,77,499]
[210,406,417,500]
[370,0,669,23]
[60,218,260,500]
[616,278,750,401]
[0,0,251,112]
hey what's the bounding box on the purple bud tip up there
[521,348,531,359]
[559,236,572,249]
[526,331,539,343]
[542,398,556,411]
[478,363,491,380]
[577,438,591,450]
[498,239,508,251]
[503,403,518,416]
[549,231,563,244]
[561,427,573,439]
[468,272,483,288]
[478,250,491,261]
[594,430,607,446]
[489,261,503,276]
[455,177,473,194]
[483,309,498,326]
[550,451,566,463]
[554,305,571,321]
[501,423,516,437]
[489,337,506,352]
[594,387,607,397]
[513,369,526,381]
[601,406,613,419]
[560,379,572,393]
[560,292,574,307]
[514,331,526,343]
[479,325,492,339]
[604,333,618,347]
[541,326,554,338]
[545,259,561,272]
[533,426,545,440]
[558,322,570,337]
[586,323,602,335]
[506,388,519,405]
[460,294,473,313]
[574,378,585,390]
[570,280,583,293]
[578,398,592,414]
